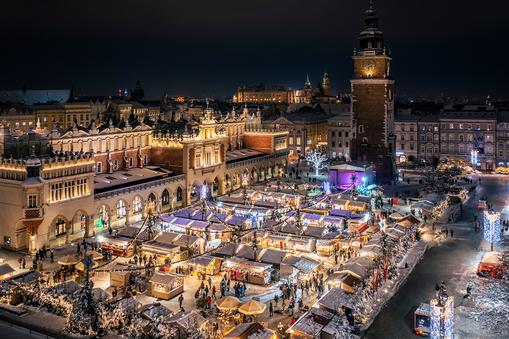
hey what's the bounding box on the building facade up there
[271,107,328,160]
[417,115,440,164]
[439,106,496,170]
[0,107,288,252]
[394,114,418,164]
[327,114,354,160]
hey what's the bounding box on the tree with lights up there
[306,150,328,176]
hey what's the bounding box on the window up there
[358,125,364,134]
[345,142,349,147]
[113,160,119,171]
[400,144,405,150]
[177,187,183,202]
[289,138,294,145]
[129,158,133,168]
[296,137,301,146]
[97,162,102,174]
[331,131,335,137]
[400,135,405,141]
[133,196,142,214]
[338,131,342,138]
[116,200,127,218]
[162,190,170,206]
[55,217,66,237]
[345,132,349,138]
[332,141,336,148]
[195,153,201,167]
[28,195,37,208]
[410,143,414,150]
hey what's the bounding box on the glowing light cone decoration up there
[200,184,208,200]
[483,210,501,251]
[322,181,331,194]
[430,293,454,339]
[470,149,478,166]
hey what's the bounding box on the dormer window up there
[358,125,365,134]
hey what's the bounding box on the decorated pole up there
[483,210,501,251]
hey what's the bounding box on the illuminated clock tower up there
[350,0,395,182]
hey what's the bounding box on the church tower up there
[322,72,330,96]
[304,75,313,104]
[350,0,395,182]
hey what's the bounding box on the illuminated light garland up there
[483,211,501,243]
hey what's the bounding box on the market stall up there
[150,273,184,300]
[109,264,132,288]
[141,240,181,265]
[0,263,15,281]
[189,255,223,276]
[224,257,273,285]
[316,232,344,256]
[100,235,135,257]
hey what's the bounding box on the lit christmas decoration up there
[322,181,331,194]
[430,287,454,339]
[306,150,328,176]
[200,184,208,200]
[483,210,501,251]
[470,149,478,165]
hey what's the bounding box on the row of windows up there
[440,144,494,155]
[50,178,88,202]
[330,131,350,138]
[96,156,148,173]
[331,141,349,148]
[441,123,493,131]
[440,134,493,142]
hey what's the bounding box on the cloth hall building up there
[0,107,288,252]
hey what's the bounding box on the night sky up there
[1,0,508,98]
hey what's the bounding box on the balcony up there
[24,207,44,220]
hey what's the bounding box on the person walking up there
[450,229,454,237]
[269,301,274,316]
[179,294,184,309]
[50,249,54,263]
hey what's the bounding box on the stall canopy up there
[154,232,181,244]
[329,209,352,218]
[257,248,288,265]
[0,263,15,278]
[212,243,239,258]
[190,255,221,268]
[303,226,326,238]
[226,215,248,227]
[282,255,320,274]
[317,288,357,312]
[150,272,179,286]
[57,255,80,266]
[215,296,241,311]
[238,300,267,315]
[235,244,257,260]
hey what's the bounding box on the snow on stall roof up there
[257,248,288,264]
[289,307,335,337]
[0,263,15,276]
[190,255,220,267]
[154,232,182,244]
[303,226,326,238]
[318,287,357,311]
[212,242,239,257]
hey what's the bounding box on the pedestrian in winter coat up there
[269,302,274,316]
[50,250,54,263]
[179,294,184,308]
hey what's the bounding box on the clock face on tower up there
[363,60,376,75]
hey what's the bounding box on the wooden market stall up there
[100,234,135,257]
[109,263,132,288]
[150,273,184,300]
[189,255,223,276]
[0,263,16,281]
[141,240,182,265]
[224,257,273,285]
